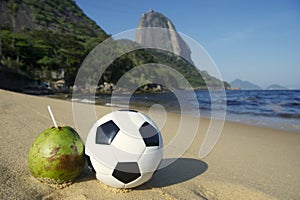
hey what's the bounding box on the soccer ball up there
[85,110,163,188]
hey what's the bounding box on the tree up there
[0,26,2,60]
[8,1,20,50]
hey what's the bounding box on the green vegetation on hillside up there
[78,39,229,91]
[106,48,226,89]
[0,0,109,88]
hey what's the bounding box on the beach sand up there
[0,89,299,200]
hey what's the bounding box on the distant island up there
[266,84,288,90]
[230,79,262,90]
[229,79,291,90]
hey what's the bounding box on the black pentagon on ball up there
[112,162,141,184]
[96,120,119,145]
[139,122,160,146]
[85,155,96,174]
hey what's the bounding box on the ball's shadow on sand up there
[76,163,96,182]
[139,158,208,189]
[76,158,208,188]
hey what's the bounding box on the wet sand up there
[0,89,299,199]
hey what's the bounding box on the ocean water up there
[222,90,300,131]
[73,90,300,132]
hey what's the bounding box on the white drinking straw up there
[47,106,58,128]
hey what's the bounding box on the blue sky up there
[75,0,300,89]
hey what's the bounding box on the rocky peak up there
[136,10,193,63]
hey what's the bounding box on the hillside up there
[0,0,109,89]
[0,0,107,37]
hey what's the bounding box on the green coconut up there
[28,126,85,184]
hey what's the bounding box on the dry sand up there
[0,89,299,200]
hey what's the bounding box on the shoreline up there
[1,89,299,199]
[58,93,300,133]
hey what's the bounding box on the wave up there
[71,98,96,104]
[105,103,129,108]
[276,113,300,119]
[281,102,300,108]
